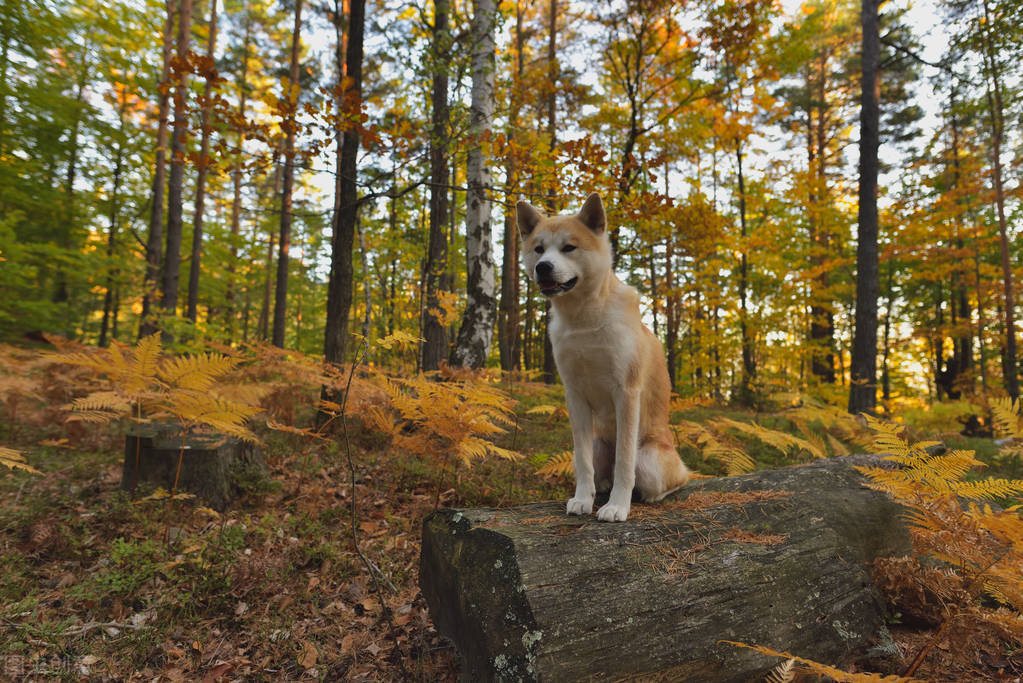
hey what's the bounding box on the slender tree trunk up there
[849,0,880,415]
[162,0,193,324]
[272,0,303,348]
[323,0,365,367]
[358,215,371,339]
[186,0,219,324]
[0,25,9,155]
[979,0,1017,399]
[258,149,282,341]
[451,0,498,368]
[735,139,755,405]
[422,0,451,371]
[947,87,972,391]
[99,94,128,348]
[498,0,524,373]
[56,60,89,310]
[141,1,177,338]
[807,64,835,385]
[225,2,252,342]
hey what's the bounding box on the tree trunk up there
[55,58,89,312]
[849,0,880,415]
[140,1,177,338]
[99,92,128,348]
[161,0,193,325]
[498,0,524,373]
[451,0,498,369]
[224,2,252,343]
[421,0,451,371]
[323,0,365,368]
[735,140,755,406]
[272,0,303,348]
[186,0,219,324]
[979,0,1017,399]
[421,455,911,681]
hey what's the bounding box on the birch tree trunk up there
[450,0,497,369]
[186,0,219,324]
[272,0,303,348]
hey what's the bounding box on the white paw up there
[566,497,593,515]
[596,502,630,522]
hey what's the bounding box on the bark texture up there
[421,455,910,681]
[123,426,266,511]
[849,0,880,415]
[323,0,365,367]
[272,0,303,348]
[161,0,193,322]
[451,0,497,369]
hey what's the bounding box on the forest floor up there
[0,357,1019,681]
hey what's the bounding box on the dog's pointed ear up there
[577,193,606,233]
[516,201,543,237]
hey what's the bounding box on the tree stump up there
[122,425,265,511]
[420,455,911,681]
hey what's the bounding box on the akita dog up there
[517,193,692,522]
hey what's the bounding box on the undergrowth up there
[2,337,1023,680]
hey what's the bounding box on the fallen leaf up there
[299,640,318,669]
[201,662,234,683]
[365,642,382,657]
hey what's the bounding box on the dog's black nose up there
[536,261,554,278]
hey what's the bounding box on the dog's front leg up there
[564,386,595,515]
[597,389,639,522]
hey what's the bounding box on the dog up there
[517,193,692,522]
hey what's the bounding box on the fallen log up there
[420,454,911,681]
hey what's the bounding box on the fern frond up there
[164,392,259,442]
[992,397,1023,440]
[826,433,850,456]
[952,477,1023,502]
[535,450,573,477]
[375,330,422,351]
[864,414,910,456]
[0,446,41,474]
[700,432,755,475]
[715,417,825,459]
[158,352,240,392]
[70,391,132,416]
[720,641,922,682]
[133,487,196,504]
[456,435,518,466]
[765,658,796,683]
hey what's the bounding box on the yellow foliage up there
[51,334,259,443]
[0,446,41,475]
[721,641,922,682]
[352,373,522,469]
[713,417,825,459]
[534,450,573,477]
[858,416,1023,651]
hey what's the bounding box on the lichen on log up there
[420,455,911,681]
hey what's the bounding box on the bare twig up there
[338,339,409,675]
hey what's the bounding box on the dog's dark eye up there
[534,245,544,254]
[561,244,576,253]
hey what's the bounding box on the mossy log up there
[122,425,265,511]
[420,455,911,682]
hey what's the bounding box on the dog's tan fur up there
[517,193,691,522]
